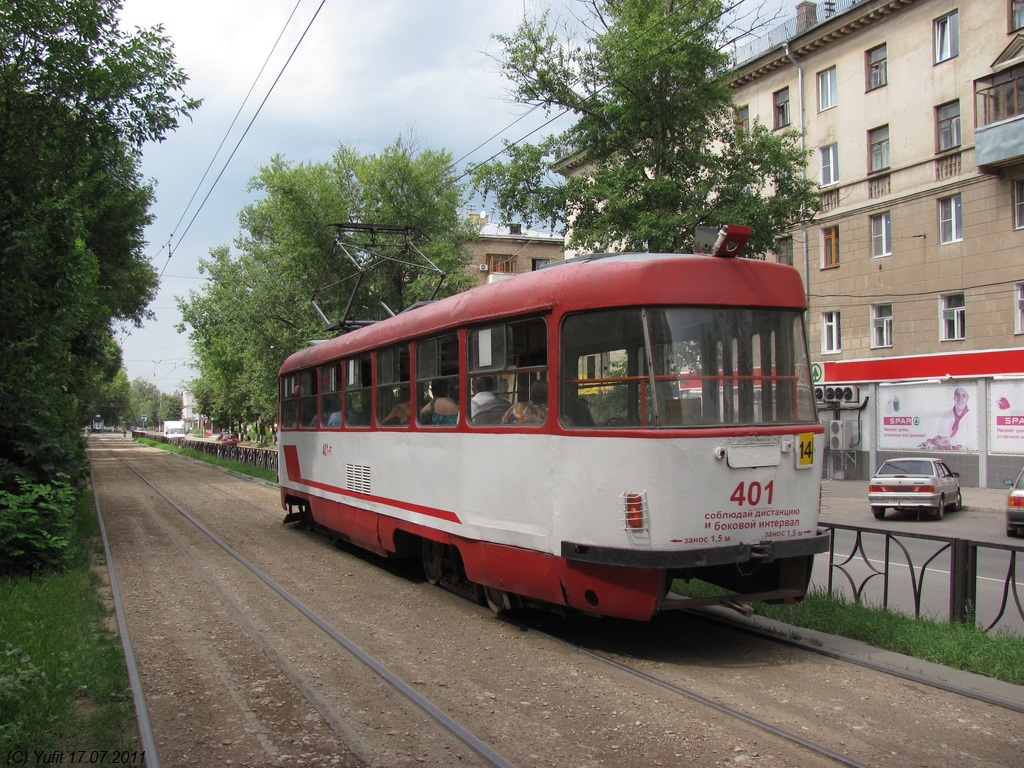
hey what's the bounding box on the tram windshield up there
[560,307,816,428]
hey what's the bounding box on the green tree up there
[0,0,199,510]
[470,0,819,256]
[178,135,477,427]
[126,379,162,429]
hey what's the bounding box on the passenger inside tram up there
[420,380,459,426]
[501,379,549,424]
[470,376,512,424]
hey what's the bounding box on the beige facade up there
[731,0,1024,485]
[733,0,1024,363]
[461,211,565,285]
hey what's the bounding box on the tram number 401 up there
[729,480,774,507]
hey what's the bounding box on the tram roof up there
[281,251,806,372]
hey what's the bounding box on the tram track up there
[90,437,1024,767]
[92,440,511,768]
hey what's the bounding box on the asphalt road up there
[818,478,1009,543]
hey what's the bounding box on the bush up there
[0,474,77,576]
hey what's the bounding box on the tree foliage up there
[178,134,477,426]
[0,0,198,572]
[471,0,819,256]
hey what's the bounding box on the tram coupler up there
[283,502,303,525]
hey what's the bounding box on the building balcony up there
[976,114,1024,170]
[975,62,1024,170]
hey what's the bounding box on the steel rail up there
[108,449,517,768]
[535,625,871,768]
[89,462,161,768]
[691,608,1024,715]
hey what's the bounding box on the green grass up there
[0,495,138,754]
[673,580,1024,685]
[135,437,278,483]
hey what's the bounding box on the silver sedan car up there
[868,457,962,520]
[1004,468,1024,537]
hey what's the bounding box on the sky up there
[114,0,792,392]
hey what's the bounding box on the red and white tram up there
[278,237,828,621]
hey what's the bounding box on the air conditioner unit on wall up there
[815,384,861,405]
[829,419,860,450]
[479,264,489,271]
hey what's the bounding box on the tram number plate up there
[797,433,814,467]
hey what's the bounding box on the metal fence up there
[821,523,1024,634]
[134,431,279,474]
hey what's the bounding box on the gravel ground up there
[89,436,1024,767]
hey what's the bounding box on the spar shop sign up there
[877,383,978,452]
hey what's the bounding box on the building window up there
[1013,1,1024,32]
[936,101,961,151]
[976,63,1024,127]
[1015,283,1024,334]
[531,258,550,271]
[939,195,963,243]
[941,294,965,341]
[866,44,887,90]
[822,311,841,353]
[818,66,838,111]
[736,104,749,134]
[776,236,794,266]
[488,253,517,274]
[1015,179,1024,230]
[934,11,959,63]
[872,304,893,348]
[820,144,839,187]
[869,125,890,172]
[870,212,892,257]
[774,87,790,129]
[822,226,839,268]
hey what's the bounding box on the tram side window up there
[376,345,411,427]
[417,333,460,427]
[561,310,646,428]
[281,373,298,429]
[344,355,372,427]
[468,317,547,426]
[298,369,319,428]
[320,363,342,428]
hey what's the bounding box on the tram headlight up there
[623,491,647,529]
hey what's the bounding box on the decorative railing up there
[822,522,1023,634]
[935,152,961,180]
[868,174,890,199]
[134,431,279,474]
[732,0,872,66]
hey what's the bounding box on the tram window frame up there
[560,308,816,429]
[281,373,298,429]
[416,333,461,427]
[376,345,411,427]
[467,317,548,426]
[298,369,319,428]
[320,362,342,429]
[344,355,372,428]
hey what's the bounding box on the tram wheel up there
[484,586,511,615]
[422,539,443,585]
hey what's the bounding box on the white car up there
[868,457,962,520]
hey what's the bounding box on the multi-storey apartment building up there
[462,210,564,284]
[731,0,1024,486]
